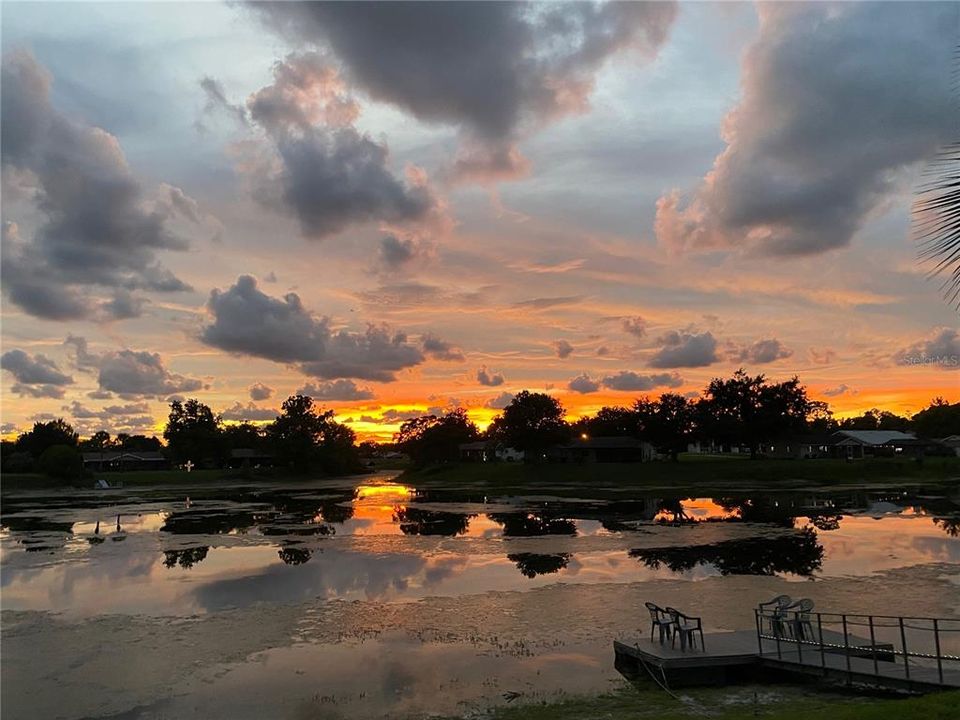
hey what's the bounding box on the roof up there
[459,441,488,450]
[82,451,166,462]
[834,430,916,446]
[562,436,650,449]
[230,448,272,458]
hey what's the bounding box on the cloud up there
[726,338,793,365]
[1,349,74,386]
[243,53,439,239]
[97,350,205,398]
[219,402,278,422]
[252,2,677,181]
[808,347,838,365]
[99,290,148,321]
[199,75,249,126]
[63,400,151,420]
[485,391,516,410]
[600,371,683,392]
[893,327,960,371]
[649,330,719,368]
[622,316,648,339]
[655,3,955,256]
[298,379,375,401]
[422,334,465,362]
[553,340,574,359]
[512,295,584,310]
[568,373,601,394]
[477,367,505,387]
[822,384,854,398]
[249,383,274,401]
[202,276,427,381]
[378,234,433,272]
[1,50,191,320]
[202,275,329,363]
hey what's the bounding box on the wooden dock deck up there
[614,629,960,692]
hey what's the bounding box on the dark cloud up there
[99,290,148,321]
[893,328,960,371]
[726,338,793,365]
[422,334,465,362]
[553,340,574,359]
[1,50,191,320]
[219,402,278,422]
[251,2,676,162]
[808,348,838,365]
[202,275,428,382]
[601,371,683,392]
[249,383,274,401]
[822,384,854,398]
[656,3,955,256]
[298,379,375,401]
[649,330,719,368]
[199,75,248,126]
[97,350,205,398]
[512,295,584,310]
[485,391,516,410]
[202,275,328,363]
[622,316,648,339]
[378,234,434,272]
[477,367,505,387]
[1,349,73,386]
[63,401,150,420]
[243,53,438,239]
[568,373,600,394]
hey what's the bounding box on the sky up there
[1,1,958,442]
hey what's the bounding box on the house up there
[832,430,917,459]
[82,450,170,472]
[227,448,275,469]
[938,435,960,457]
[458,442,525,462]
[765,434,837,459]
[548,436,654,463]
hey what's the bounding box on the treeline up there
[2,394,362,479]
[3,371,958,478]
[396,371,960,466]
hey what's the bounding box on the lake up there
[2,473,959,719]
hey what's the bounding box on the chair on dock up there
[785,598,815,641]
[645,602,673,643]
[665,607,705,651]
[758,595,792,637]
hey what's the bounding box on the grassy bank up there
[402,456,960,493]
[453,685,960,720]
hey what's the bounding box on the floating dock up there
[615,628,960,693]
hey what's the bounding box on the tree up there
[266,395,360,473]
[573,406,639,438]
[38,444,82,481]
[116,434,163,452]
[634,393,696,461]
[395,408,479,466]
[223,422,267,452]
[490,391,569,459]
[839,409,911,432]
[913,140,960,307]
[913,398,960,438]
[696,370,818,458]
[164,399,223,466]
[80,431,114,451]
[16,419,79,459]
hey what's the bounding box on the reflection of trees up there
[717,498,797,527]
[508,552,571,578]
[933,517,960,537]
[1,515,74,552]
[630,527,824,576]
[808,513,842,531]
[394,507,474,536]
[655,498,694,524]
[160,509,261,535]
[278,546,312,565]
[488,513,577,536]
[163,546,209,569]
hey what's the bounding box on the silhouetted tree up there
[395,408,479,466]
[16,419,78,459]
[80,430,114,451]
[164,399,223,466]
[508,552,571,578]
[488,391,569,459]
[572,406,638,438]
[223,422,267,453]
[635,393,696,461]
[266,395,359,473]
[913,398,960,438]
[116,434,163,452]
[38,444,82,480]
[840,408,912,432]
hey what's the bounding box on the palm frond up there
[914,142,960,309]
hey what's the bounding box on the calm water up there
[2,473,958,616]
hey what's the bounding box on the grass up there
[455,684,960,720]
[401,456,960,495]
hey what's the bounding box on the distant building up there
[458,442,525,462]
[765,434,837,459]
[548,436,655,463]
[227,448,275,469]
[82,450,170,472]
[832,430,917,459]
[938,435,960,457]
